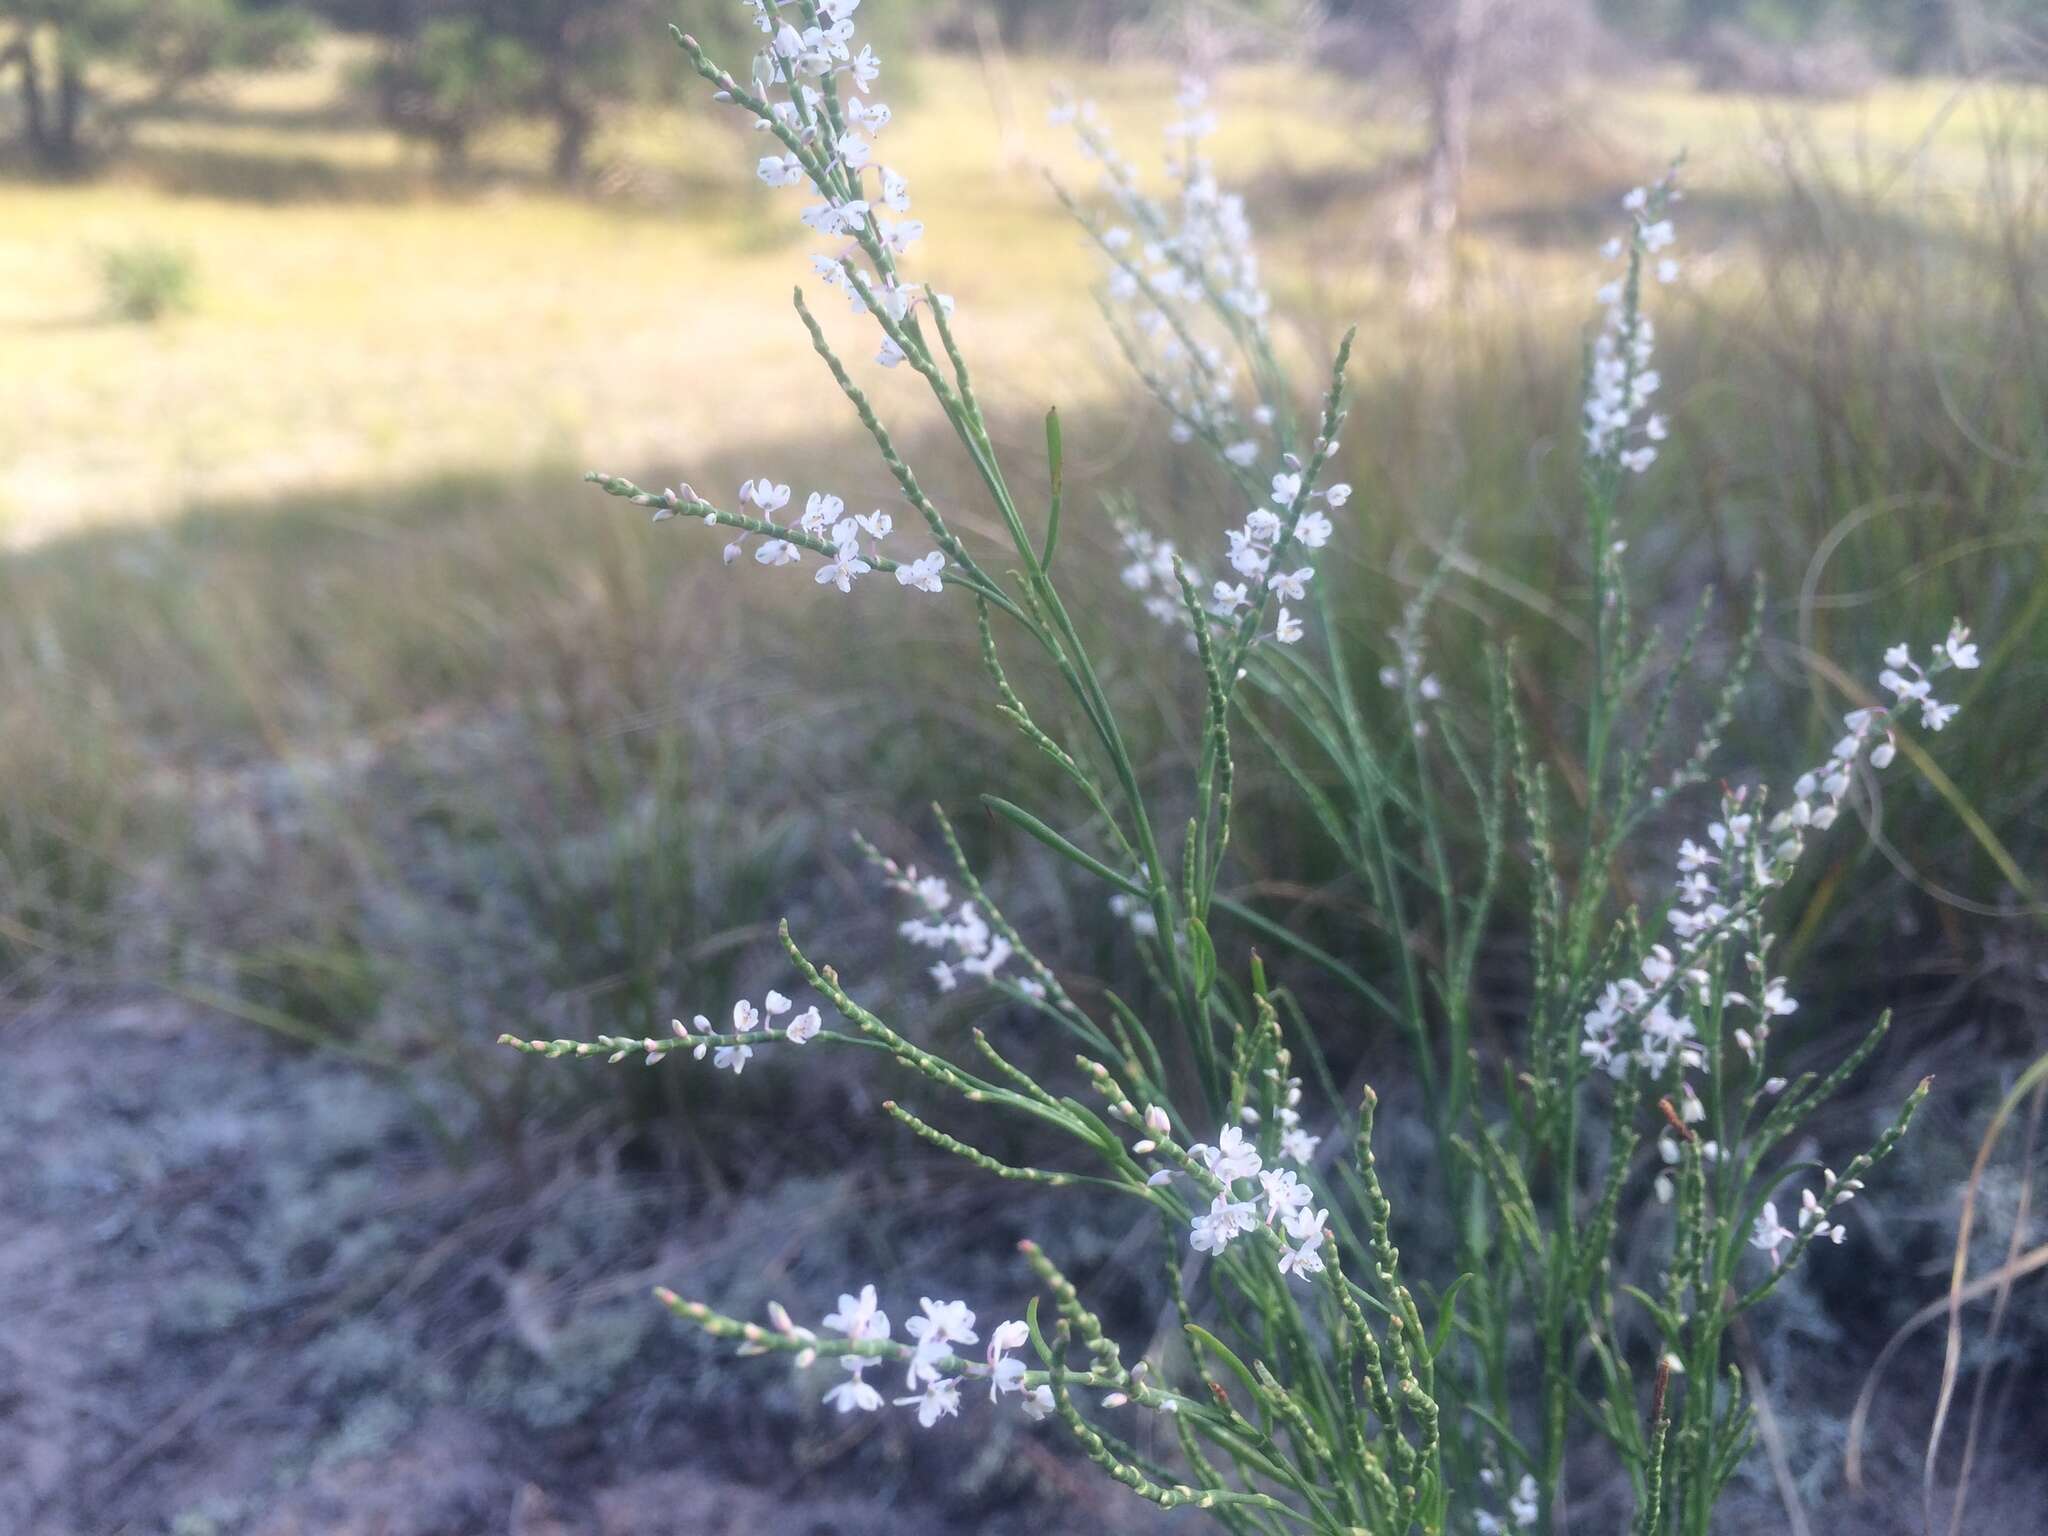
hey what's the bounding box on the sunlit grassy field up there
[3,27,2046,1535]
[5,37,2039,540]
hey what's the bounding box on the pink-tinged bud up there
[1144,1105,1170,1136]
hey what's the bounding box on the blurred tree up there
[0,0,309,173]
[364,12,544,174]
[1324,0,1597,258]
[364,0,698,184]
[364,0,945,185]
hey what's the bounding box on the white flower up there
[1509,1474,1539,1528]
[1279,1125,1320,1165]
[1259,1167,1312,1223]
[1282,1204,1327,1243]
[851,43,880,87]
[785,1006,821,1044]
[895,1375,962,1427]
[1021,1384,1055,1420]
[757,153,806,188]
[835,131,872,170]
[929,960,957,992]
[906,1297,978,1349]
[816,540,872,592]
[1324,482,1351,507]
[1275,607,1304,645]
[1277,1225,1325,1280]
[823,1284,890,1341]
[1190,1193,1259,1254]
[1750,1202,1794,1266]
[904,1297,976,1389]
[798,492,843,536]
[713,997,759,1075]
[985,1319,1030,1400]
[1270,471,1302,505]
[895,551,946,593]
[1205,1125,1262,1182]
[824,1363,883,1413]
[879,164,910,210]
[1268,567,1312,602]
[1294,510,1333,548]
[1943,621,1980,670]
[1224,440,1259,466]
[754,539,801,566]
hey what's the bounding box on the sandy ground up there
[0,997,1188,1536]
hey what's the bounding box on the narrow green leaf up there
[1183,1322,1262,1409]
[1620,1285,1684,1348]
[1041,406,1063,570]
[1186,916,1217,999]
[982,796,1144,896]
[1429,1272,1475,1362]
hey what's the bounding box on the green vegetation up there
[0,19,2043,1534]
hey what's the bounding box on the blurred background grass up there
[2,2,2045,1533]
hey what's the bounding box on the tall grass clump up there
[493,7,1999,1531]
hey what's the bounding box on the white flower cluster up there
[1378,593,1444,737]
[740,1,918,265]
[547,990,823,1073]
[871,851,1044,998]
[1475,1471,1541,1533]
[1584,172,1680,472]
[700,476,946,596]
[1106,890,1160,938]
[1172,1115,1328,1278]
[783,1284,1053,1424]
[1878,622,1978,731]
[676,3,950,594]
[1064,81,1337,652]
[1058,77,1274,452]
[1581,623,1981,1088]
[1749,1168,1862,1267]
[1115,472,1345,649]
[658,989,823,1074]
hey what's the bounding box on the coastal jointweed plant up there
[502,7,1984,1531]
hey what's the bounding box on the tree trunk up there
[551,98,592,186]
[13,34,87,175]
[1419,0,1480,245]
